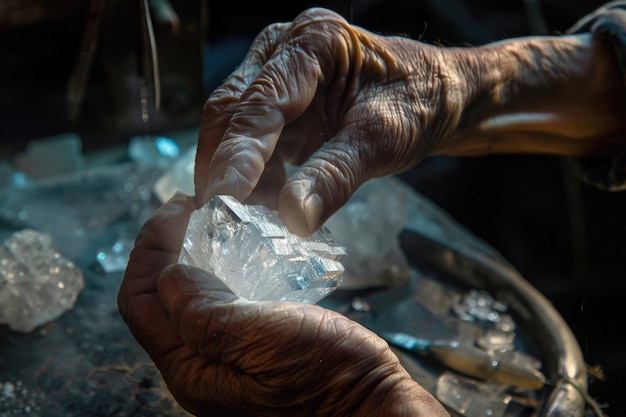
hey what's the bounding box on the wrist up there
[436,33,626,157]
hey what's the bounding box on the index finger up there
[197,8,350,205]
[194,22,288,204]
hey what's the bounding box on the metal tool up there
[381,331,546,391]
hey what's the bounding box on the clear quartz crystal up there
[179,195,346,303]
[0,229,84,333]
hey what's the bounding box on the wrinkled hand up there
[195,7,468,236]
[195,7,626,237]
[117,193,449,417]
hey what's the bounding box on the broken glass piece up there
[179,195,346,303]
[0,229,84,333]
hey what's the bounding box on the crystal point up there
[179,195,345,303]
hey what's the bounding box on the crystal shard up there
[0,229,84,333]
[436,372,510,417]
[323,176,411,288]
[179,195,346,303]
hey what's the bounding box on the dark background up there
[1,0,623,415]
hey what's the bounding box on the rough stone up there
[0,229,84,333]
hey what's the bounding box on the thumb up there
[157,264,238,318]
[157,264,261,364]
[279,139,371,237]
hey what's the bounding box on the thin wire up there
[139,0,161,110]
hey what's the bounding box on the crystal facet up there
[179,195,346,303]
[0,229,84,333]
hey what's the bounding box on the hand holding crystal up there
[195,7,462,236]
[196,7,626,236]
[117,193,448,416]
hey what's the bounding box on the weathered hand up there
[117,193,449,417]
[195,7,626,237]
[195,7,468,236]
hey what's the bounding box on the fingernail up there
[303,192,323,232]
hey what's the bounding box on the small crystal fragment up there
[452,290,515,332]
[13,134,85,180]
[179,195,346,303]
[96,235,134,274]
[436,372,510,417]
[477,330,515,352]
[0,229,84,333]
[1,382,15,398]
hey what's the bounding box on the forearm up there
[436,33,626,157]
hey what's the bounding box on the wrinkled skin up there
[118,193,449,416]
[119,3,626,416]
[196,6,626,237]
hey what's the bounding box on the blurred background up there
[1,0,623,415]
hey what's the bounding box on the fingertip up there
[279,179,325,237]
[279,157,362,236]
[158,191,196,217]
[197,175,226,207]
[201,163,257,206]
[169,190,192,204]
